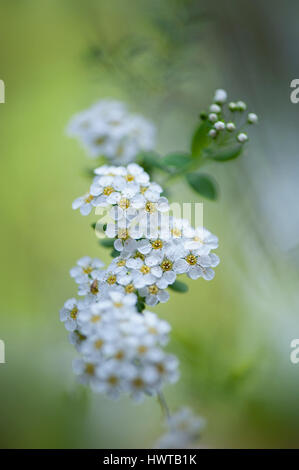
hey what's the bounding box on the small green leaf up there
[99,239,115,248]
[191,121,212,157]
[162,153,192,168]
[90,222,96,230]
[110,248,119,258]
[186,173,218,200]
[169,280,189,293]
[204,144,243,162]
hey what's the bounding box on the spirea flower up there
[67,100,156,164]
[155,407,206,449]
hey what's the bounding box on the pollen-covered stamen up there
[94,339,103,349]
[70,306,78,319]
[126,174,135,182]
[151,239,163,250]
[107,275,117,285]
[103,186,114,196]
[118,228,129,240]
[145,201,156,213]
[125,283,135,293]
[83,266,93,274]
[148,284,159,295]
[85,363,95,375]
[140,265,151,274]
[91,315,101,323]
[118,198,130,210]
[161,259,173,271]
[90,279,99,294]
[117,259,126,267]
[132,377,144,388]
[186,254,197,265]
[85,194,94,203]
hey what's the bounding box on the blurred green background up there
[1,0,299,448]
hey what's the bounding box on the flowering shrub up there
[61,90,257,447]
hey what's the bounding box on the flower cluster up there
[72,163,219,307]
[155,407,206,449]
[61,280,178,401]
[67,100,156,164]
[206,89,258,143]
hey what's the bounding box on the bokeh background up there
[1,0,299,448]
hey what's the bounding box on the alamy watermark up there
[0,340,5,363]
[0,80,5,103]
[290,339,299,364]
[290,79,299,103]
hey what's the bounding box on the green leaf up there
[204,144,243,162]
[90,222,96,230]
[169,280,189,293]
[99,239,115,248]
[161,153,192,168]
[110,248,119,258]
[186,172,218,200]
[191,121,212,157]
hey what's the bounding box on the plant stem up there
[157,391,171,420]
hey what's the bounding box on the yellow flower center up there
[108,375,119,385]
[126,174,135,182]
[145,201,156,213]
[85,363,95,375]
[94,339,103,349]
[113,301,123,308]
[140,186,147,194]
[118,198,130,210]
[118,228,128,240]
[156,363,165,374]
[132,377,144,388]
[83,266,93,274]
[138,345,147,354]
[151,239,163,250]
[107,275,117,285]
[70,306,78,319]
[95,136,106,145]
[161,259,173,271]
[117,259,126,267]
[85,194,94,203]
[103,186,114,196]
[115,350,125,360]
[125,283,135,294]
[148,285,159,295]
[148,327,157,335]
[91,315,101,323]
[140,265,150,274]
[186,254,197,265]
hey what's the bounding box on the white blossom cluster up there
[72,163,220,307]
[155,407,206,449]
[61,268,179,401]
[67,100,156,164]
[207,89,258,143]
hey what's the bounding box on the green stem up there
[157,391,171,420]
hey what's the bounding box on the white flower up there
[67,100,156,164]
[92,359,127,399]
[226,122,236,132]
[139,284,169,306]
[156,407,205,449]
[184,227,218,254]
[72,357,99,388]
[70,256,105,285]
[214,121,225,131]
[174,249,217,280]
[60,298,82,332]
[72,193,97,216]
